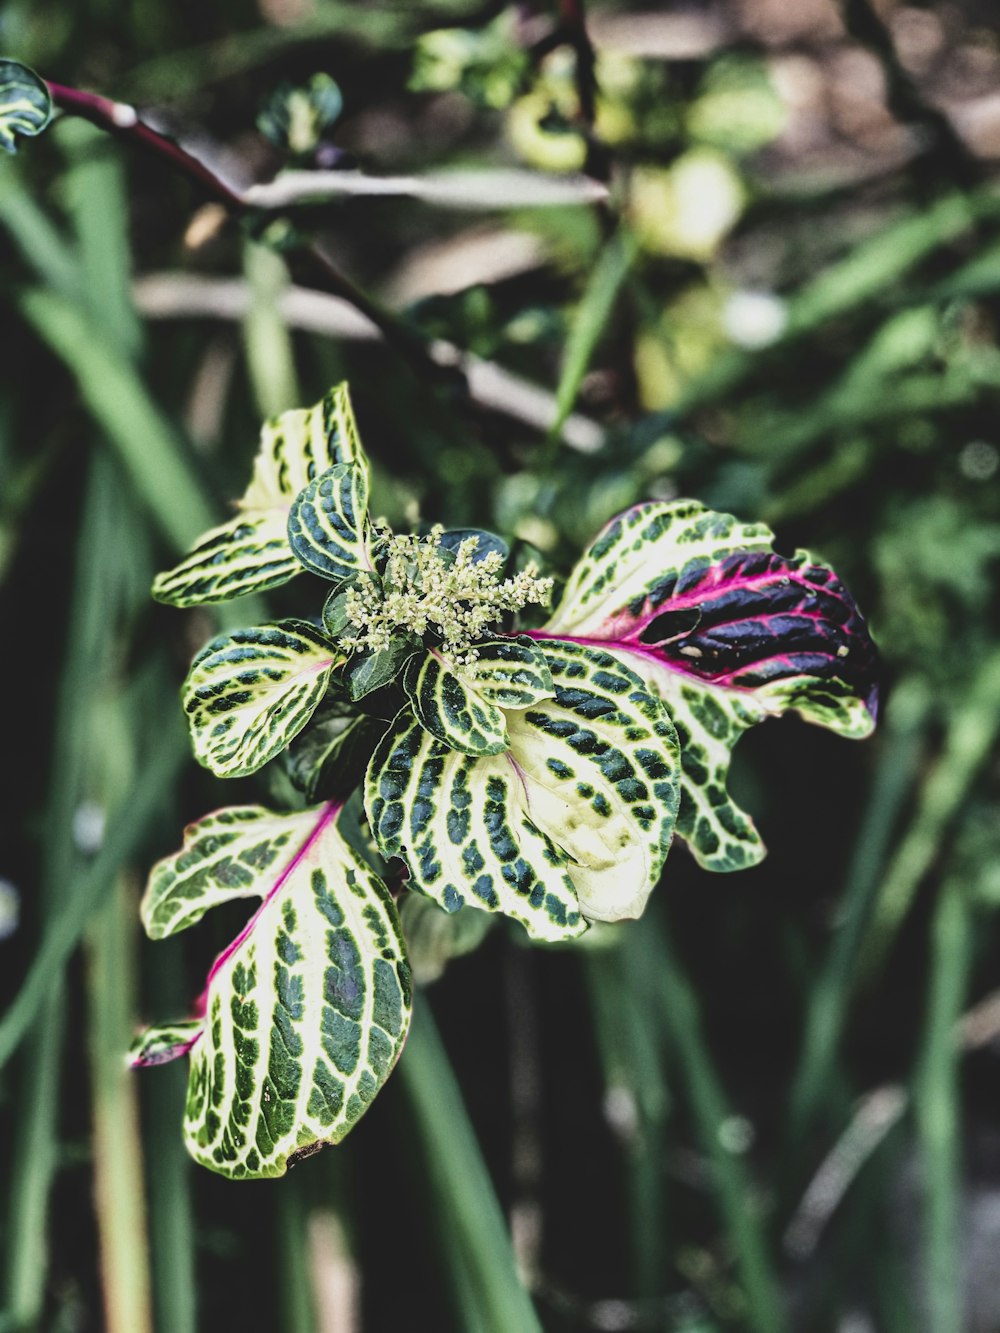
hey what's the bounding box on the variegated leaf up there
[0,60,52,155]
[152,383,366,606]
[151,511,300,606]
[287,463,373,582]
[402,639,555,756]
[141,804,330,938]
[366,640,680,938]
[537,500,878,871]
[183,620,341,777]
[134,802,412,1179]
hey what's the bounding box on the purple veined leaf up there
[133,801,412,1179]
[532,500,879,872]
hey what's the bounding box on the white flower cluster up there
[342,527,553,661]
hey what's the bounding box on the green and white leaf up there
[183,620,341,777]
[141,804,331,938]
[287,463,373,582]
[402,639,554,756]
[403,650,508,756]
[0,60,52,155]
[152,382,366,606]
[543,501,775,639]
[151,511,302,606]
[366,640,680,939]
[458,638,555,710]
[147,802,411,1179]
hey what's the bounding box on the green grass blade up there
[0,717,189,1072]
[549,230,634,443]
[17,288,217,551]
[398,1004,544,1333]
[585,945,669,1300]
[787,678,932,1142]
[86,882,154,1333]
[277,1178,317,1333]
[862,649,1000,975]
[914,881,971,1333]
[1,991,65,1328]
[144,946,197,1333]
[0,174,80,298]
[243,241,300,419]
[2,450,126,1324]
[59,119,142,358]
[644,920,786,1333]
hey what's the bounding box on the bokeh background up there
[3,1,1000,1329]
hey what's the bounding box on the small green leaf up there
[459,638,555,710]
[287,463,373,582]
[403,650,510,756]
[137,803,412,1179]
[0,60,52,155]
[153,383,367,607]
[183,620,341,777]
[151,511,299,606]
[257,73,344,156]
[285,701,387,801]
[366,641,681,940]
[322,581,360,638]
[347,638,417,701]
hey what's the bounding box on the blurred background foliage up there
[2,0,1000,1329]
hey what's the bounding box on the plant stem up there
[44,77,460,391]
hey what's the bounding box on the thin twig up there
[557,0,598,128]
[131,272,606,453]
[44,80,457,389]
[47,82,245,206]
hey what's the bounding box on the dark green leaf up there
[285,698,387,800]
[347,638,418,701]
[436,527,509,565]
